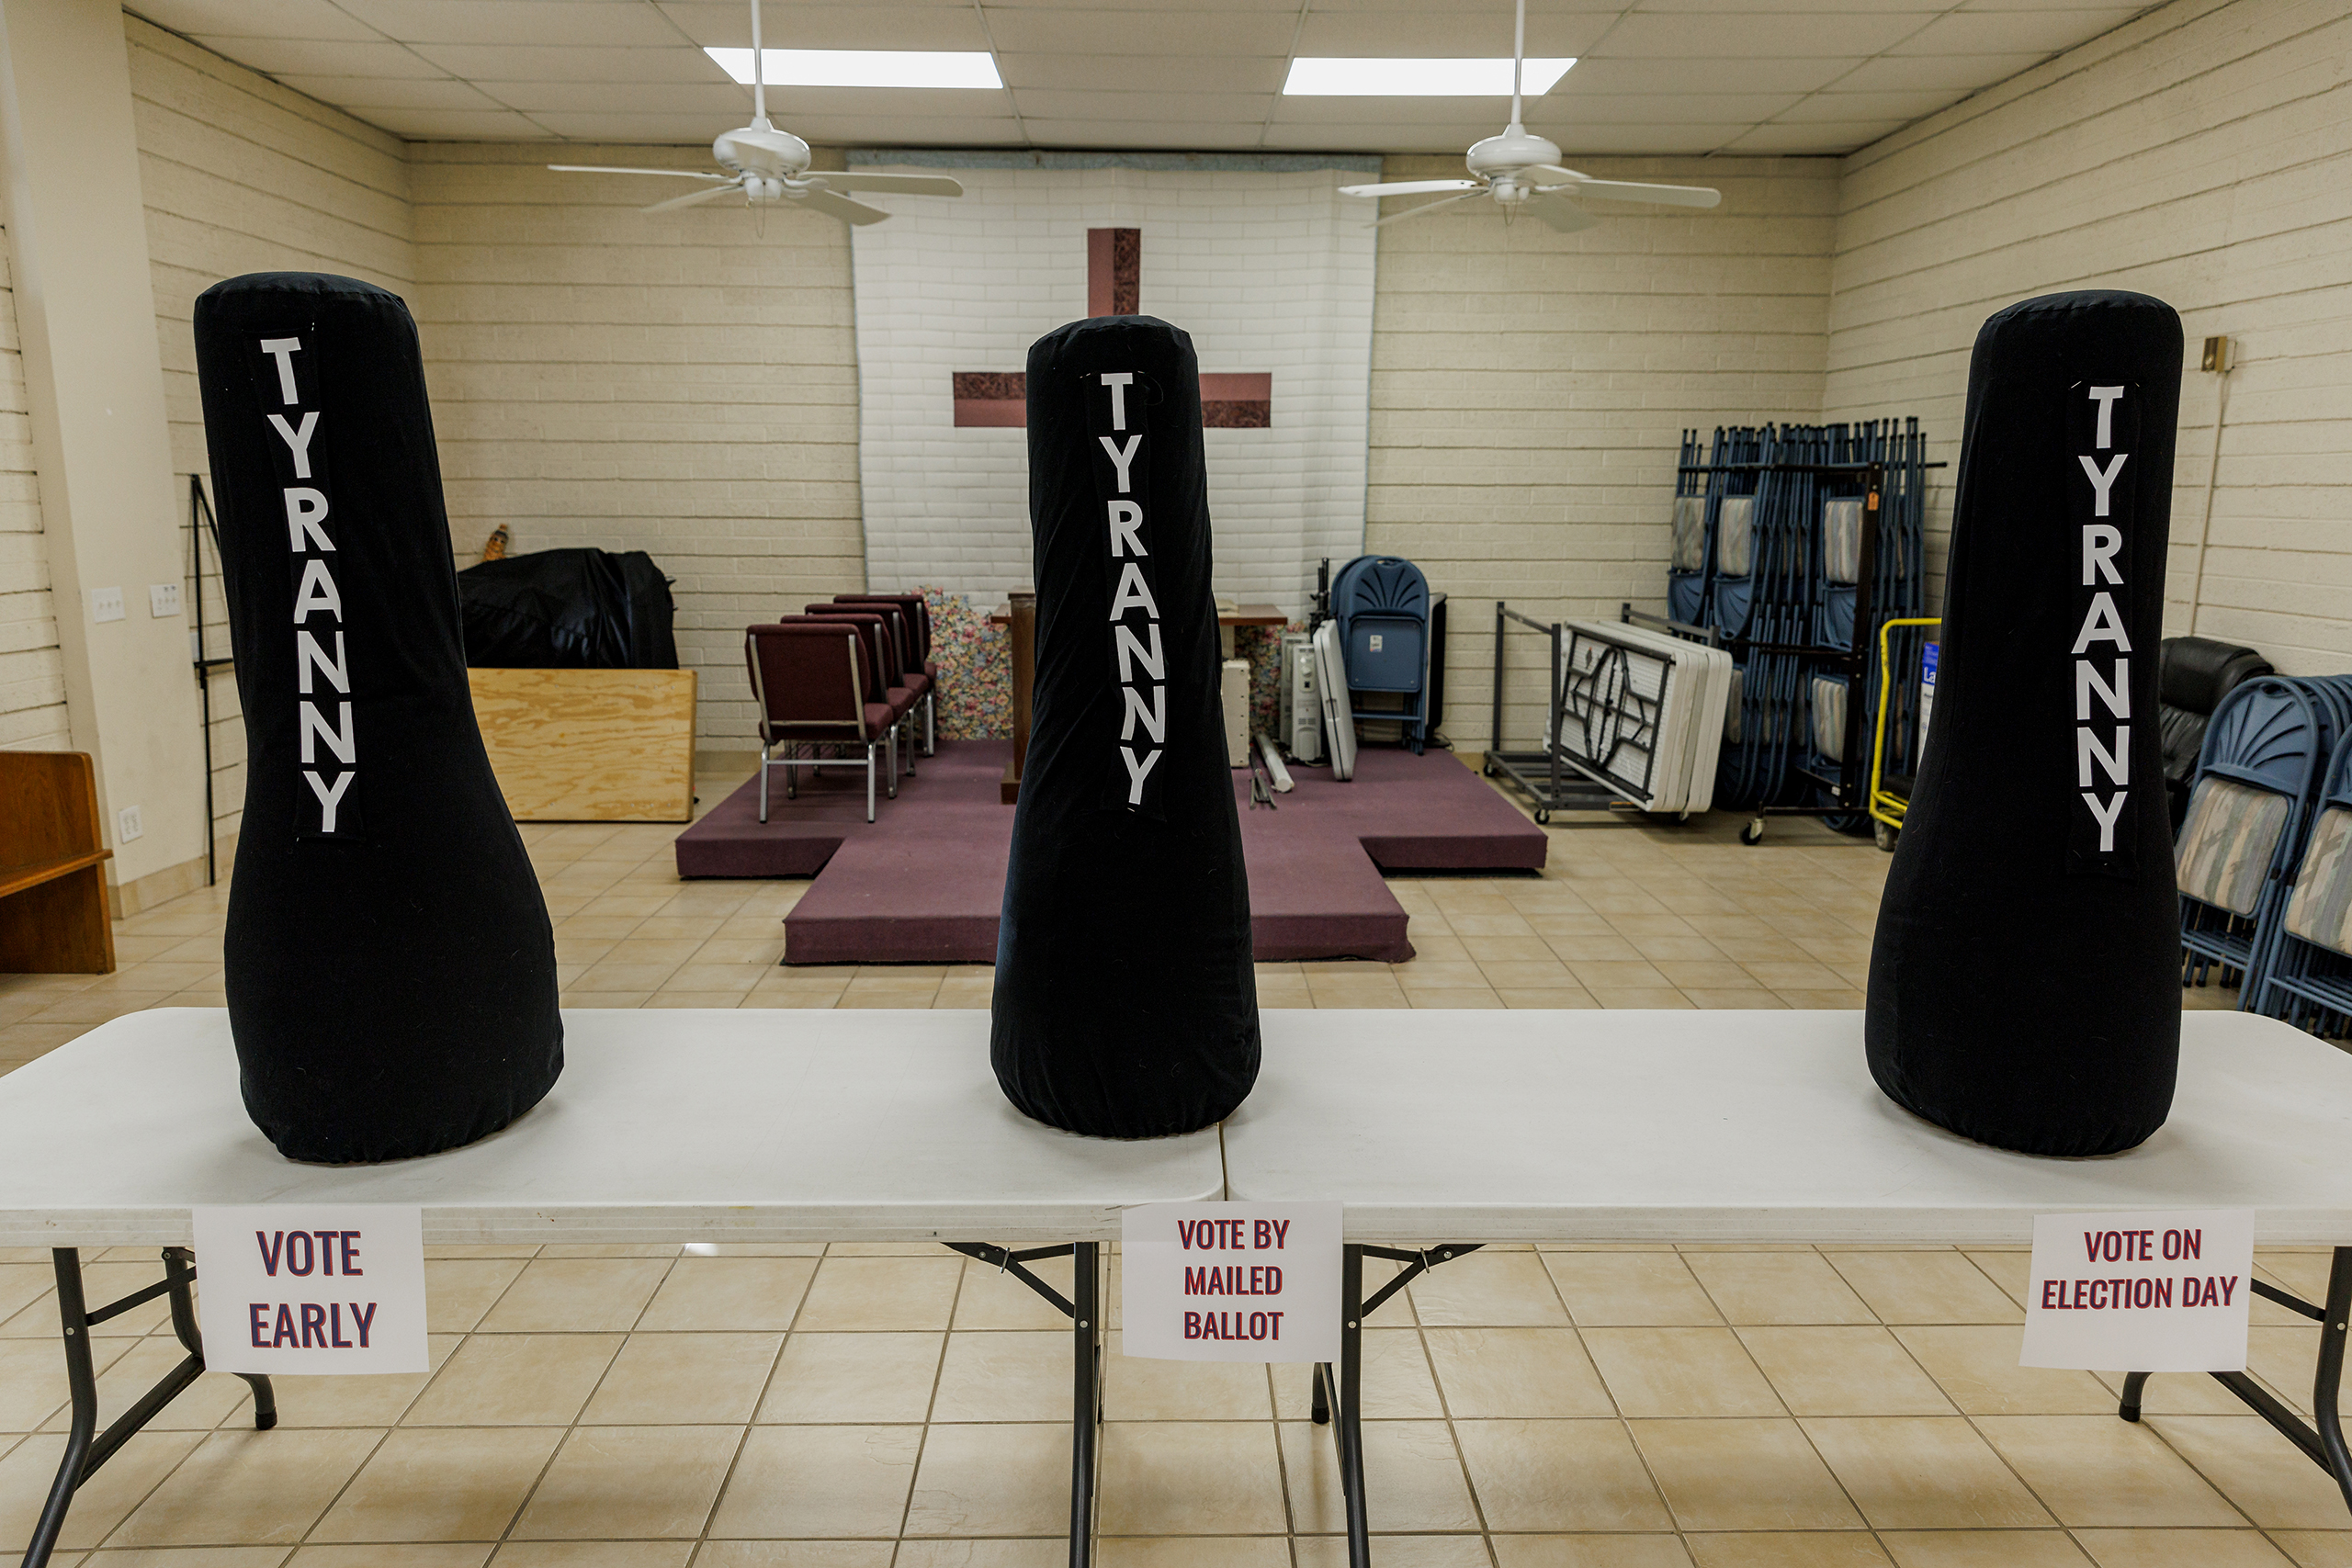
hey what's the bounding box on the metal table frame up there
[20,1239,1108,1568]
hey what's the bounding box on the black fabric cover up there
[990,316,1259,1138]
[458,547,679,670]
[196,272,562,1164]
[1866,290,2183,1157]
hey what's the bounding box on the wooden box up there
[468,668,697,822]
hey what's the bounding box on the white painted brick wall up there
[1826,0,2352,673]
[1364,155,1840,750]
[849,163,1377,617]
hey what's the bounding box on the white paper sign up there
[1122,1201,1340,1362]
[2020,1208,2254,1373]
[192,1206,428,1374]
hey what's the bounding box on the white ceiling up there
[128,0,2159,157]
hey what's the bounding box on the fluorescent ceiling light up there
[706,47,1003,90]
[1283,57,1576,96]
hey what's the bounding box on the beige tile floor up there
[0,760,2305,1567]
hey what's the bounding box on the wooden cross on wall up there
[951,229,1272,428]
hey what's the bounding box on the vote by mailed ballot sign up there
[1123,1201,1340,1363]
[2020,1208,2254,1373]
[192,1205,427,1374]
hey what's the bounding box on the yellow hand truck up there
[1868,615,1943,851]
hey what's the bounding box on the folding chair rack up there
[1684,457,1889,845]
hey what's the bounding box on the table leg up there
[1340,1245,1370,1568]
[1069,1241,1102,1568]
[2118,1245,2352,1518]
[20,1251,95,1568]
[18,1246,280,1568]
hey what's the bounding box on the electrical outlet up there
[91,587,125,623]
[150,582,182,617]
[116,805,143,843]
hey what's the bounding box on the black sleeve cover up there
[989,316,1261,1138]
[1865,289,2183,1156]
[196,272,563,1164]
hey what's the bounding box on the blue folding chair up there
[2177,677,2331,1006]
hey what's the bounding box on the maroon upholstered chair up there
[835,593,936,753]
[801,606,917,776]
[744,621,895,823]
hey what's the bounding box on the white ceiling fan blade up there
[642,182,741,213]
[1526,195,1599,232]
[797,187,891,226]
[814,172,965,197]
[1565,178,1723,209]
[1340,179,1482,198]
[1374,190,1484,227]
[550,164,729,180]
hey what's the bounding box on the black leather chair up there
[2160,635,2273,829]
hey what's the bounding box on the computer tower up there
[1280,631,1323,762]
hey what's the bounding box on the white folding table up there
[0,1008,1223,1568]
[1224,1009,2352,1567]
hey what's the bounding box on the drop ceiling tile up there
[1773,88,1962,121]
[1831,52,2044,91]
[1291,11,1613,55]
[1539,91,1804,124]
[1889,8,2139,54]
[273,74,508,109]
[998,54,1285,94]
[473,81,751,116]
[352,107,554,139]
[1548,125,1760,154]
[402,43,732,84]
[331,1,686,48]
[789,116,1031,146]
[1721,118,1906,152]
[983,11,1300,56]
[1558,57,1854,95]
[741,85,1018,120]
[1019,119,1272,151]
[1600,11,1920,56]
[1007,89,1272,121]
[658,3,995,51]
[188,37,447,77]
[131,0,385,40]
[1269,95,1567,125]
[523,110,766,141]
[1256,120,1498,152]
[1634,0,1939,10]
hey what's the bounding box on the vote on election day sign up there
[1123,1201,1340,1362]
[2020,1208,2254,1373]
[192,1206,428,1374]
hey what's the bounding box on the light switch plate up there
[150,582,182,617]
[91,588,125,623]
[116,805,143,843]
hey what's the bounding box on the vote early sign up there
[192,1205,427,1374]
[1122,1201,1340,1363]
[2020,1208,2254,1373]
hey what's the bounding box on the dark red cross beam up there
[951,228,1272,429]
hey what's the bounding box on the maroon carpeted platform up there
[674,739,1546,964]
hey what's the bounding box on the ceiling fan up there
[1339,0,1721,232]
[546,0,963,226]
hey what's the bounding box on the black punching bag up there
[991,317,1260,1138]
[197,273,562,1163]
[1867,290,2183,1156]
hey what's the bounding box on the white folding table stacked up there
[1225,1009,2352,1568]
[0,1009,1223,1568]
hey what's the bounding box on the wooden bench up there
[0,751,114,973]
